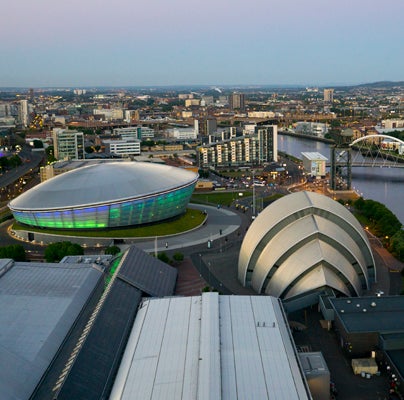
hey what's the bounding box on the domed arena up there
[238,191,376,300]
[8,162,198,229]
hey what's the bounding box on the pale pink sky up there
[1,0,403,86]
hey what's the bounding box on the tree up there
[105,245,120,256]
[33,139,44,148]
[8,155,22,168]
[173,252,184,262]
[0,244,26,261]
[44,241,84,262]
[45,145,57,163]
[157,252,170,263]
[354,198,402,238]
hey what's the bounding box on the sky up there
[1,0,403,87]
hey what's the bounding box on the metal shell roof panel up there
[9,161,198,211]
[0,261,102,400]
[110,294,310,400]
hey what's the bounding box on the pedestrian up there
[165,242,168,249]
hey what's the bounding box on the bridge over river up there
[329,134,404,190]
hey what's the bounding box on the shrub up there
[0,244,26,261]
[104,245,120,256]
[44,241,84,262]
[173,252,184,262]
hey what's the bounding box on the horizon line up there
[1,80,403,91]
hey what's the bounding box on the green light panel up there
[11,183,196,230]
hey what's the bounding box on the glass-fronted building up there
[9,162,198,230]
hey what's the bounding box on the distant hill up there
[348,81,404,89]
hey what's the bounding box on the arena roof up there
[238,191,375,299]
[110,293,311,400]
[9,161,198,211]
[0,260,103,400]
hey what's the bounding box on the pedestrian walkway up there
[174,258,207,296]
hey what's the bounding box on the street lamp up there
[252,169,256,218]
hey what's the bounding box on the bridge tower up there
[330,129,353,191]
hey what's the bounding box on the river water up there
[278,134,404,224]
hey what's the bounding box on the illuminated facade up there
[9,162,198,230]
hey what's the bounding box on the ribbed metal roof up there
[110,293,310,400]
[9,162,198,211]
[56,280,142,400]
[118,245,177,297]
[0,261,103,400]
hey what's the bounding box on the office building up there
[52,129,85,160]
[103,139,141,156]
[301,152,328,178]
[93,108,124,121]
[295,122,328,138]
[170,128,198,140]
[113,126,154,140]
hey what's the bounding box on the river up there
[278,134,404,224]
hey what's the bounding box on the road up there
[0,145,43,187]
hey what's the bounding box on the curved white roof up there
[238,191,376,298]
[9,162,198,211]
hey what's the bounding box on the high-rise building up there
[323,89,334,103]
[19,100,29,128]
[257,125,278,163]
[0,104,12,118]
[52,129,85,160]
[195,117,217,137]
[229,93,245,111]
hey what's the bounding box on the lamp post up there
[252,169,256,218]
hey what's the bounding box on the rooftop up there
[0,260,103,400]
[330,296,404,333]
[301,151,328,160]
[9,161,198,210]
[110,293,310,400]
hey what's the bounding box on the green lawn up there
[191,191,252,206]
[12,208,206,238]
